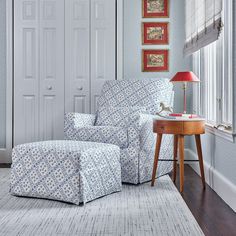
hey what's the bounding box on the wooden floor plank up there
[170,165,236,236]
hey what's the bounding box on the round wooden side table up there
[151,118,206,193]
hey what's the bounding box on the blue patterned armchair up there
[65,79,174,184]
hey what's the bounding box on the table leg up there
[173,135,178,183]
[151,134,163,186]
[195,134,206,189]
[178,135,185,193]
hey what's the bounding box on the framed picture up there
[142,49,169,72]
[142,22,169,45]
[142,0,169,18]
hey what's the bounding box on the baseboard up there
[185,148,236,212]
[0,153,11,164]
[0,157,11,164]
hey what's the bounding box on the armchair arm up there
[64,113,96,140]
[139,114,173,151]
[139,114,158,151]
[139,114,173,183]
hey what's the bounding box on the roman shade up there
[184,0,223,56]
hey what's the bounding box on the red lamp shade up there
[170,71,200,83]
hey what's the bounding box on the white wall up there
[123,0,192,113]
[189,134,236,185]
[0,0,6,148]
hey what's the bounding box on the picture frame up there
[142,22,169,45]
[142,0,169,18]
[142,49,169,72]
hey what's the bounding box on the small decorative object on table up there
[156,102,174,118]
[151,118,206,193]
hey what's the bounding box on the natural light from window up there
[192,0,233,131]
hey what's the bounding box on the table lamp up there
[170,71,200,116]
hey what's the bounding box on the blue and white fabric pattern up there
[64,113,96,140]
[10,141,122,205]
[65,126,128,148]
[97,79,173,114]
[95,106,146,128]
[64,79,174,184]
[139,114,173,183]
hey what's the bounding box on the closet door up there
[14,0,40,145]
[90,0,116,113]
[14,0,65,145]
[39,0,65,141]
[65,0,90,114]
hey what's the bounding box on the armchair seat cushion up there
[67,126,128,148]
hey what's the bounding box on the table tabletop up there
[153,117,205,122]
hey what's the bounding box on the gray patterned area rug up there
[0,169,204,236]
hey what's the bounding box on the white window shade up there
[184,0,223,56]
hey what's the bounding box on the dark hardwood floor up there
[1,164,236,235]
[170,165,236,236]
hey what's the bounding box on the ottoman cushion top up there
[11,140,121,204]
[16,140,119,153]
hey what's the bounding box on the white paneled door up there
[14,0,65,145]
[65,0,116,114]
[39,1,65,141]
[14,0,116,145]
[65,0,90,114]
[90,0,116,113]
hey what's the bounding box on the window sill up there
[205,123,235,142]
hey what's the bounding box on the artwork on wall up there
[142,22,169,45]
[142,49,169,72]
[142,0,169,18]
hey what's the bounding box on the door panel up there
[65,0,90,114]
[42,95,56,140]
[14,0,40,145]
[74,96,87,113]
[22,95,37,143]
[23,28,36,80]
[39,0,64,141]
[14,0,64,145]
[90,0,116,113]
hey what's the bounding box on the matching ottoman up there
[10,141,122,205]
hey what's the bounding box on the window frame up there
[192,0,235,142]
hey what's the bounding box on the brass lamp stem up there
[183,82,187,114]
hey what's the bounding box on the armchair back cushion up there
[95,106,146,128]
[97,79,173,114]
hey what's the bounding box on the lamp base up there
[169,113,199,118]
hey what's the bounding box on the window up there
[184,0,222,56]
[192,0,233,133]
